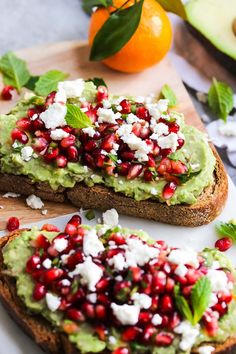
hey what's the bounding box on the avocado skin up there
[185,22,236,76]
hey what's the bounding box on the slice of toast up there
[0,146,228,227]
[0,231,236,354]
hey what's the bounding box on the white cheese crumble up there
[126,113,141,124]
[150,121,169,136]
[198,346,215,354]
[45,293,61,312]
[168,248,199,269]
[102,209,119,226]
[108,253,126,271]
[82,127,96,137]
[40,102,67,129]
[2,192,20,198]
[83,228,105,257]
[50,128,69,140]
[151,313,162,326]
[26,194,44,209]
[111,303,140,325]
[209,293,218,307]
[125,238,159,267]
[54,238,68,253]
[97,108,121,124]
[206,269,229,292]
[57,79,85,99]
[175,264,188,277]
[61,279,71,287]
[87,293,97,303]
[131,293,152,309]
[21,146,34,162]
[150,188,157,196]
[42,258,52,269]
[218,121,236,137]
[68,256,103,291]
[146,99,169,120]
[102,99,111,109]
[158,132,179,151]
[174,321,200,352]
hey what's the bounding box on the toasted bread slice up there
[0,147,228,227]
[0,231,236,354]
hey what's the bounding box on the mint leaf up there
[160,84,177,107]
[82,0,112,14]
[85,209,96,220]
[177,170,201,184]
[65,104,92,129]
[157,0,187,19]
[208,78,234,122]
[174,285,193,323]
[90,0,144,61]
[24,75,40,91]
[87,77,107,88]
[35,70,68,96]
[191,277,211,325]
[216,221,236,241]
[0,51,30,92]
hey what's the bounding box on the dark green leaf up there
[85,209,96,220]
[87,77,107,88]
[90,0,144,61]
[216,221,236,241]
[107,153,118,164]
[35,70,68,96]
[208,78,234,122]
[160,84,177,107]
[157,0,187,19]
[177,170,201,184]
[65,104,93,128]
[24,75,40,91]
[82,0,112,14]
[0,51,30,92]
[191,277,211,325]
[174,285,193,323]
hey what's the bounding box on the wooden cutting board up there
[0,40,204,230]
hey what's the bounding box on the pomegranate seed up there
[186,269,201,285]
[16,117,32,131]
[84,140,97,152]
[218,292,233,304]
[11,128,28,144]
[120,99,131,114]
[95,304,106,319]
[160,294,173,313]
[112,348,130,354]
[154,332,174,346]
[100,134,116,152]
[155,240,167,250]
[60,135,76,148]
[83,153,96,169]
[32,137,48,153]
[33,234,50,250]
[68,215,81,227]
[136,106,150,121]
[118,161,131,175]
[168,312,181,329]
[34,130,51,142]
[157,158,172,175]
[41,224,60,232]
[67,146,79,162]
[215,237,233,252]
[82,302,95,318]
[33,283,46,300]
[95,154,106,168]
[132,122,142,137]
[31,118,45,131]
[109,233,126,245]
[1,85,15,100]
[43,268,64,283]
[96,278,110,292]
[120,151,135,162]
[142,325,157,342]
[63,125,73,134]
[26,254,41,273]
[65,223,77,236]
[56,155,68,168]
[140,126,150,139]
[202,311,219,336]
[161,148,172,157]
[114,281,131,301]
[162,182,177,199]
[177,138,185,149]
[6,217,20,232]
[139,311,152,324]
[168,122,179,133]
[122,326,141,341]
[66,308,85,322]
[212,302,228,316]
[97,85,108,102]
[45,91,56,107]
[27,108,38,118]
[150,295,159,311]
[144,169,153,182]
[44,146,59,161]
[85,108,98,124]
[165,278,175,293]
[141,274,153,295]
[147,155,156,167]
[67,251,83,269]
[152,271,167,293]
[182,285,193,297]
[129,267,142,282]
[127,164,143,180]
[171,160,188,175]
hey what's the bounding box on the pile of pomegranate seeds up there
[25,217,234,352]
[10,83,190,200]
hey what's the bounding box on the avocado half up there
[185,0,236,75]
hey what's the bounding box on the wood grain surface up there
[0,40,204,230]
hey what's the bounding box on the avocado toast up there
[1,216,236,354]
[0,79,228,226]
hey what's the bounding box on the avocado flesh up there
[185,0,236,73]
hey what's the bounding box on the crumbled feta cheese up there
[42,258,52,269]
[207,270,229,292]
[147,99,169,120]
[41,209,48,215]
[54,238,68,252]
[57,79,85,99]
[150,188,157,196]
[82,127,96,137]
[21,146,34,162]
[150,121,169,136]
[61,250,75,264]
[111,303,140,325]
[55,88,67,104]
[190,163,200,171]
[126,113,141,124]
[174,321,200,352]
[40,102,67,129]
[117,123,133,137]
[131,293,152,309]
[2,192,20,198]
[31,113,38,121]
[125,238,159,266]
[108,253,126,271]
[45,293,61,312]
[209,293,218,307]
[97,108,121,124]
[26,194,44,209]
[168,248,199,268]
[68,256,103,291]
[108,336,117,345]
[158,132,179,151]
[116,104,122,111]
[198,346,215,354]
[218,121,236,136]
[152,313,162,326]
[87,293,97,303]
[134,150,149,162]
[50,128,69,140]
[175,264,188,277]
[102,99,111,109]
[12,141,22,149]
[83,228,105,257]
[103,209,119,226]
[61,279,71,287]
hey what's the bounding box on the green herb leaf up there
[0,51,30,92]
[107,153,118,164]
[87,77,107,88]
[85,209,96,220]
[90,0,144,61]
[35,70,68,96]
[24,75,40,91]
[191,277,211,325]
[174,285,193,323]
[208,78,234,122]
[216,221,236,241]
[65,104,93,129]
[156,0,187,19]
[177,170,201,184]
[82,0,112,14]
[160,84,177,107]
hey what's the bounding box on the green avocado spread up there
[0,82,216,205]
[3,226,236,354]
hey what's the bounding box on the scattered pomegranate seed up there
[16,117,32,131]
[43,268,64,284]
[41,224,60,232]
[26,254,41,273]
[168,122,179,133]
[120,99,131,114]
[56,155,68,168]
[127,164,143,180]
[177,138,185,149]
[122,327,141,341]
[162,181,177,199]
[31,137,48,153]
[66,308,85,322]
[33,234,50,250]
[65,223,77,236]
[120,151,135,162]
[97,85,108,102]
[144,169,153,182]
[154,332,174,346]
[160,294,174,313]
[67,146,79,162]
[33,283,46,300]
[136,106,150,121]
[31,118,45,131]
[44,146,59,161]
[215,237,233,252]
[1,85,15,100]
[6,216,20,232]
[45,91,56,107]
[60,135,76,148]
[112,348,130,354]
[11,128,28,144]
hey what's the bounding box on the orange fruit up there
[89,0,172,73]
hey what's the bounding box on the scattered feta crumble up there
[54,238,68,252]
[83,228,105,257]
[61,279,71,287]
[175,264,188,277]
[174,321,200,352]
[42,258,52,269]
[26,194,44,209]
[40,102,67,129]
[45,293,61,312]
[151,313,162,326]
[2,192,20,198]
[198,346,215,354]
[56,79,85,100]
[168,248,199,269]
[131,293,152,309]
[50,128,69,140]
[82,127,96,137]
[158,132,179,151]
[111,303,140,325]
[86,293,97,304]
[97,108,121,124]
[206,269,229,292]
[102,209,119,226]
[21,146,34,161]
[108,253,126,271]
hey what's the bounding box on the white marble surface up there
[0,0,89,54]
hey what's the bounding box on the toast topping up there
[5,218,235,353]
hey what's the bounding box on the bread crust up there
[0,231,236,354]
[0,147,228,227]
